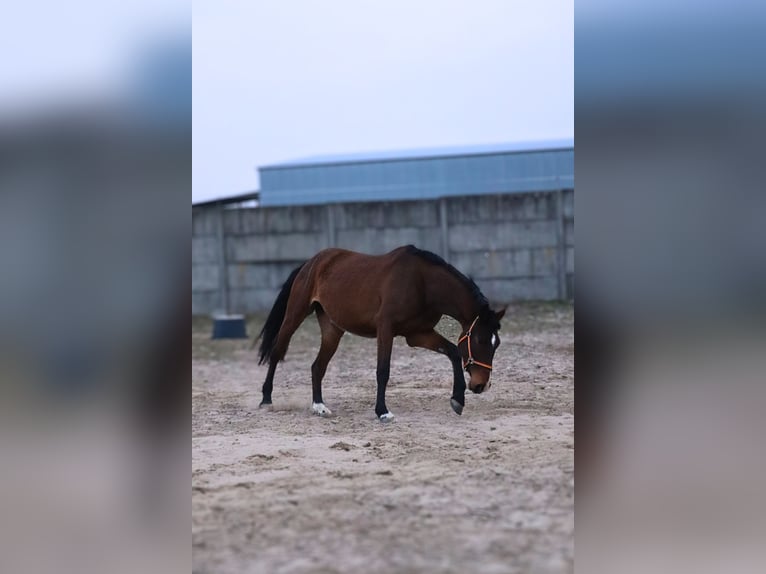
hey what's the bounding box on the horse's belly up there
[312,297,378,338]
[310,256,387,337]
[327,311,378,338]
[340,324,377,338]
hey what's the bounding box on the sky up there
[198,0,572,203]
[0,0,188,108]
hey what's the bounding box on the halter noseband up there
[457,316,493,372]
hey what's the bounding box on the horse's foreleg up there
[406,331,466,415]
[375,325,395,422]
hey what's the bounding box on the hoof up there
[379,412,395,423]
[312,403,332,417]
[259,401,273,410]
[450,398,464,416]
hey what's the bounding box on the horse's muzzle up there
[470,383,486,394]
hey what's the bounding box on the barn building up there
[258,139,573,206]
[192,140,574,314]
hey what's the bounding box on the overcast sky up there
[192,1,572,203]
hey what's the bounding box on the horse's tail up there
[256,262,306,365]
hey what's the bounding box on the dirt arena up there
[192,303,573,574]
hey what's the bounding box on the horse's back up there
[304,246,422,336]
[307,246,413,281]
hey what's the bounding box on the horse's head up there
[458,307,506,393]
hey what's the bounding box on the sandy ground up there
[192,303,573,574]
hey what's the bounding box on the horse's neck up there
[429,268,478,329]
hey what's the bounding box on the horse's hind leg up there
[310,307,344,416]
[260,299,313,407]
[260,361,278,407]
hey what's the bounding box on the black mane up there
[405,245,498,329]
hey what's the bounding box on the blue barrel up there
[212,314,248,339]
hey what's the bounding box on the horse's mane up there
[405,245,499,330]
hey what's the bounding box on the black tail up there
[256,262,306,365]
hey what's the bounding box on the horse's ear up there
[494,307,507,321]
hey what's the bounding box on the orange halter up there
[457,316,493,372]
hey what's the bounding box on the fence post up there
[327,203,336,247]
[216,202,230,314]
[555,190,566,300]
[439,197,449,262]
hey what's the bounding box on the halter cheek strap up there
[457,316,493,372]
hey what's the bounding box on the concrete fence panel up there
[192,190,574,314]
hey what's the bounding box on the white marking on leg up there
[379,412,395,422]
[312,402,332,417]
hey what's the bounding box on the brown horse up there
[257,245,505,421]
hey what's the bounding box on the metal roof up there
[262,138,574,170]
[192,190,259,207]
[258,142,573,207]
[192,140,574,208]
